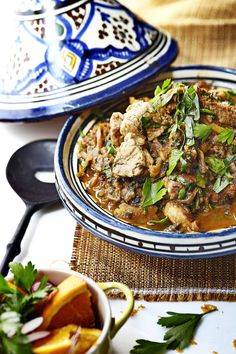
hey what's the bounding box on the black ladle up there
[0,139,60,276]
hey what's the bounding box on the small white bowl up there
[10,267,134,354]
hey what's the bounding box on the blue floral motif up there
[9,0,158,90]
[0,0,177,120]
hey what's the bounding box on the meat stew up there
[77,80,236,233]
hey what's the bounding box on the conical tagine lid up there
[0,0,177,121]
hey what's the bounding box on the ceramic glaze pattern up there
[0,0,177,121]
[16,0,69,13]
[3,1,156,94]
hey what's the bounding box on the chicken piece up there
[110,112,123,146]
[164,178,182,199]
[151,110,173,126]
[163,201,199,232]
[149,158,162,178]
[114,203,158,223]
[120,100,152,137]
[112,134,153,178]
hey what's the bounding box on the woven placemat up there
[70,225,236,301]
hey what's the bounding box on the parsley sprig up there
[0,262,54,354]
[130,309,217,354]
[218,127,235,145]
[166,149,183,176]
[151,79,175,108]
[141,178,167,208]
[194,123,212,142]
[206,154,236,193]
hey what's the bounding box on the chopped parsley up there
[148,216,169,225]
[200,108,216,116]
[206,154,236,193]
[141,116,160,129]
[218,127,235,145]
[151,79,176,108]
[178,187,187,200]
[141,178,167,208]
[105,141,116,155]
[167,149,183,176]
[194,123,212,142]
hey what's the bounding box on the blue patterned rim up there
[0,0,177,122]
[55,65,236,258]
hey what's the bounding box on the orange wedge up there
[39,275,95,330]
[32,324,77,354]
[32,326,102,354]
[70,328,102,354]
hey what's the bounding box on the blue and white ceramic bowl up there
[0,0,177,121]
[55,65,236,259]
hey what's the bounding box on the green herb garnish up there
[79,128,85,138]
[141,116,151,129]
[213,176,231,194]
[200,108,216,116]
[141,178,167,208]
[206,154,236,193]
[218,127,235,145]
[185,116,195,146]
[206,156,226,175]
[169,86,200,147]
[141,116,160,129]
[105,142,116,155]
[224,89,236,105]
[178,187,186,200]
[0,262,54,354]
[130,309,217,354]
[151,79,175,108]
[194,123,212,142]
[148,216,169,225]
[196,173,206,188]
[167,149,183,176]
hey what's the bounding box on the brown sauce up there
[82,173,236,232]
[197,204,236,232]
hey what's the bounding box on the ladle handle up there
[0,204,37,277]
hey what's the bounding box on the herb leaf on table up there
[130,309,217,354]
[130,339,167,354]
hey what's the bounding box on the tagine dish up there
[55,66,236,258]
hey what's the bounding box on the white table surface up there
[0,117,236,354]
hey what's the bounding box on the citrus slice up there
[32,326,102,354]
[40,275,95,330]
[32,324,78,354]
[70,328,102,354]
